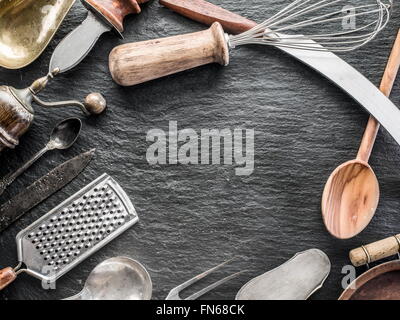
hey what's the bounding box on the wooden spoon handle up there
[350,234,400,267]
[109,22,229,86]
[159,0,257,34]
[83,0,149,33]
[0,267,16,290]
[356,30,400,163]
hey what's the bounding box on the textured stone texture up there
[0,0,399,300]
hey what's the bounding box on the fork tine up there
[171,257,237,293]
[185,270,248,300]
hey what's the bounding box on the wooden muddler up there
[350,234,400,267]
[109,22,229,86]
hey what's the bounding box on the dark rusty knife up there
[0,149,95,232]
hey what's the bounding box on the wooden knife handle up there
[0,267,16,290]
[349,234,400,267]
[83,0,149,33]
[109,22,229,86]
[160,0,257,34]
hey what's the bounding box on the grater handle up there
[0,267,16,290]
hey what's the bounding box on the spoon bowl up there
[66,257,152,300]
[49,118,82,150]
[322,159,379,239]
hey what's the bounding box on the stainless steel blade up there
[0,149,95,232]
[276,35,400,145]
[49,11,111,73]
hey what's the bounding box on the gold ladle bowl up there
[0,0,75,69]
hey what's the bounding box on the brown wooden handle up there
[0,86,34,152]
[349,234,400,267]
[84,0,149,33]
[0,267,17,290]
[109,22,229,86]
[160,0,257,34]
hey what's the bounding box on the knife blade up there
[0,149,95,232]
[49,0,149,73]
[160,0,400,146]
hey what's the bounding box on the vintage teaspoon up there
[0,117,82,196]
[64,257,152,300]
[322,31,400,239]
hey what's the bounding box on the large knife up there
[0,149,95,232]
[49,0,149,73]
[159,0,400,146]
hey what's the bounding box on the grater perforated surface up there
[15,174,138,282]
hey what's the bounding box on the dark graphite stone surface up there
[0,0,400,300]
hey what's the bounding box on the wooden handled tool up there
[109,22,229,86]
[159,0,257,35]
[350,234,400,267]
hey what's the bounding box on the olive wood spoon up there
[322,30,400,239]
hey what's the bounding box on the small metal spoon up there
[0,117,81,196]
[321,33,400,239]
[64,257,153,300]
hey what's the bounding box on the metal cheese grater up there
[0,173,138,290]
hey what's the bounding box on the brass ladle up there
[322,31,400,239]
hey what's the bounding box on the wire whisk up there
[229,0,393,52]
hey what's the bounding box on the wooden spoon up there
[322,30,400,239]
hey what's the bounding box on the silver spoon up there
[64,257,153,300]
[0,117,81,196]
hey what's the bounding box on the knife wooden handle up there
[349,234,400,267]
[159,0,257,34]
[109,22,229,86]
[0,267,16,291]
[84,0,149,33]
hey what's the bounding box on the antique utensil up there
[236,249,331,300]
[0,0,151,152]
[64,257,152,300]
[340,235,400,300]
[0,174,138,291]
[0,0,75,69]
[0,118,82,197]
[110,0,391,84]
[322,31,400,240]
[0,149,96,233]
[50,0,149,73]
[166,258,246,300]
[156,0,400,149]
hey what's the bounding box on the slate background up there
[0,0,400,300]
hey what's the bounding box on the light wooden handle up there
[109,22,229,86]
[0,267,16,290]
[356,30,400,163]
[349,234,400,267]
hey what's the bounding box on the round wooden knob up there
[84,93,107,115]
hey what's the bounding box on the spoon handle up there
[357,30,400,163]
[0,146,49,196]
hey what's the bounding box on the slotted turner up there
[0,173,138,290]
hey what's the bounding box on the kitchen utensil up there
[0,0,75,69]
[166,258,245,300]
[322,31,400,239]
[340,235,400,300]
[110,0,391,85]
[0,149,95,233]
[0,118,82,197]
[0,0,151,152]
[64,257,152,300]
[236,249,331,300]
[0,173,138,291]
[156,0,400,149]
[50,0,149,73]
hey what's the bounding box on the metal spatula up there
[0,173,138,290]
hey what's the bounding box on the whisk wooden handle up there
[349,234,400,267]
[159,0,257,34]
[109,22,229,86]
[0,267,16,290]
